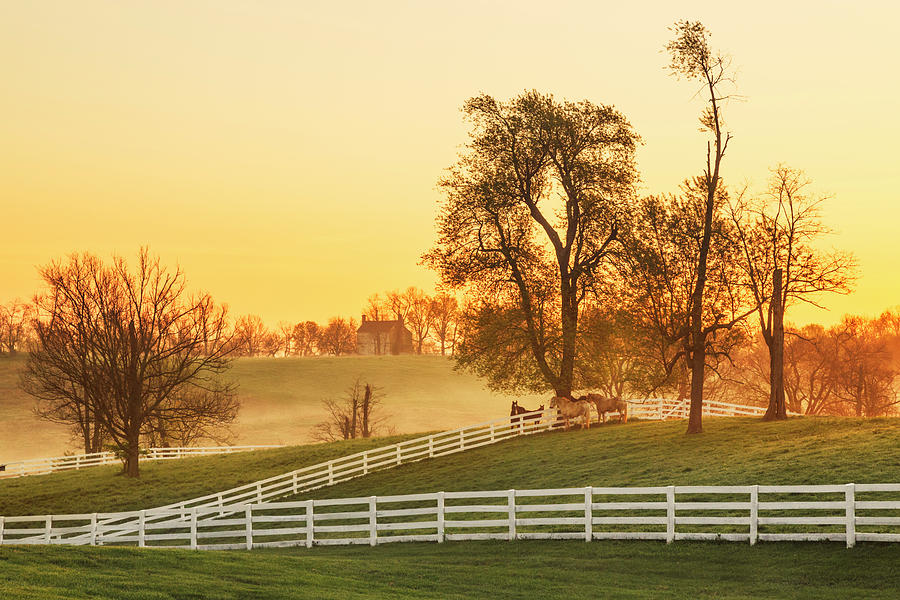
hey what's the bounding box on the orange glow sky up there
[1,1,898,327]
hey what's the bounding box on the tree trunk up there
[124,425,141,478]
[763,268,787,421]
[686,339,705,433]
[557,280,578,399]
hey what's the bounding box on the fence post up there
[845,483,856,549]
[437,492,445,543]
[369,496,378,547]
[459,430,465,451]
[328,461,334,484]
[190,508,198,550]
[292,472,299,494]
[256,482,263,503]
[245,505,253,550]
[507,489,517,541]
[0,516,4,546]
[305,500,315,548]
[750,485,758,546]
[45,515,52,544]
[490,424,495,442]
[658,399,663,421]
[584,486,593,542]
[666,486,675,544]
[397,444,402,465]
[91,513,98,546]
[518,416,524,435]
[428,436,434,459]
[139,510,146,548]
[364,453,370,474]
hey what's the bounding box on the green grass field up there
[4,417,900,516]
[4,541,900,599]
[4,402,900,598]
[0,354,542,462]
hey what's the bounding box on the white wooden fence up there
[0,398,784,481]
[2,483,897,550]
[626,398,800,421]
[0,445,285,479]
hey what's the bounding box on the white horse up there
[549,396,592,430]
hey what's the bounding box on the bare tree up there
[313,379,390,442]
[292,321,321,356]
[21,249,238,477]
[0,299,34,355]
[364,293,389,321]
[277,321,295,356]
[232,314,268,357]
[429,293,459,356]
[728,166,856,420]
[404,287,433,354]
[319,317,357,355]
[831,316,899,417]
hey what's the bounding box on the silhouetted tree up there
[313,379,390,441]
[728,166,856,420]
[319,317,357,355]
[664,21,738,433]
[425,90,639,397]
[0,299,34,355]
[429,294,459,356]
[21,249,238,477]
[404,287,433,354]
[292,321,321,356]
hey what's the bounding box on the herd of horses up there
[510,394,628,431]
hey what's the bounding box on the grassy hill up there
[5,416,900,517]
[0,354,544,462]
[4,417,900,599]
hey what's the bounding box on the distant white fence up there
[0,445,285,480]
[0,398,784,481]
[2,483,895,550]
[627,398,800,421]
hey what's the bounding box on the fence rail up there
[0,398,784,481]
[0,445,286,479]
[2,483,894,550]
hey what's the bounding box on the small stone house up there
[356,315,413,355]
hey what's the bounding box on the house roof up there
[357,319,407,334]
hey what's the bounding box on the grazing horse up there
[581,393,628,424]
[549,396,592,431]
[510,401,545,425]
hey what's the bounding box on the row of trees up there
[226,286,460,358]
[425,21,862,433]
[364,287,459,355]
[230,315,358,357]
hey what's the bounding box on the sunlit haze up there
[2,1,898,326]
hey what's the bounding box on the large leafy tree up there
[619,181,751,423]
[425,91,639,397]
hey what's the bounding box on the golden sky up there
[1,1,897,327]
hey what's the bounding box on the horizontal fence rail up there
[0,445,286,480]
[626,398,801,421]
[1,483,894,550]
[0,398,790,480]
[93,409,564,541]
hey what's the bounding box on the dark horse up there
[510,401,545,425]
